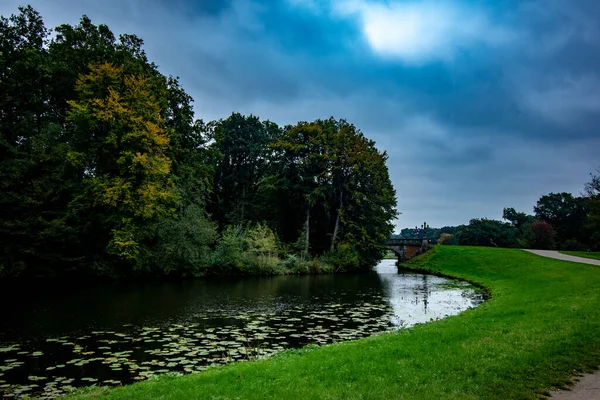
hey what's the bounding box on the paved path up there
[524,249,600,266]
[523,249,600,399]
[550,372,600,400]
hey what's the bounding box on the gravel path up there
[523,249,600,399]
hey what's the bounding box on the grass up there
[560,251,600,261]
[71,246,600,399]
[383,250,398,259]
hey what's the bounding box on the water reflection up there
[0,260,485,398]
[376,260,485,327]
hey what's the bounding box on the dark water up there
[0,260,485,398]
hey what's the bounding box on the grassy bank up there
[560,251,600,261]
[72,246,600,399]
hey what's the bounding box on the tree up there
[438,233,456,245]
[339,129,397,267]
[455,218,518,248]
[502,207,535,248]
[66,63,178,269]
[0,6,398,279]
[0,8,190,277]
[271,120,331,256]
[272,118,397,268]
[502,207,533,229]
[0,6,78,277]
[530,221,556,250]
[584,168,600,250]
[209,113,281,229]
[151,204,217,276]
[534,193,587,249]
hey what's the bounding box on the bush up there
[150,204,217,277]
[321,243,360,272]
[438,233,456,245]
[253,256,287,275]
[561,239,589,251]
[211,225,246,274]
[211,223,288,275]
[281,254,312,274]
[245,223,278,258]
[530,221,556,250]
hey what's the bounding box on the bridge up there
[385,237,430,263]
[386,222,431,263]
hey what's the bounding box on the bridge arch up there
[385,238,430,263]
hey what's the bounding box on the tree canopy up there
[433,175,600,251]
[0,7,397,279]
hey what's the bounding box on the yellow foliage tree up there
[67,63,178,266]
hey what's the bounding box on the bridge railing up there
[386,238,426,247]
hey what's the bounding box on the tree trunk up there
[331,189,343,252]
[240,186,246,225]
[305,207,310,257]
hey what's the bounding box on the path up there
[524,249,600,266]
[523,249,600,399]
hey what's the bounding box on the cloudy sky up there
[2,0,600,231]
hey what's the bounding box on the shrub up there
[531,221,556,250]
[245,223,278,258]
[321,243,360,272]
[561,239,588,251]
[151,204,217,277]
[211,225,246,274]
[438,233,456,245]
[281,254,312,274]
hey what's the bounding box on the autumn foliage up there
[0,7,397,279]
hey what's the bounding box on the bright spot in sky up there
[360,3,449,61]
[330,0,514,63]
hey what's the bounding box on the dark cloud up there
[157,0,234,17]
[1,0,599,229]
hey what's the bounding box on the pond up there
[0,260,485,398]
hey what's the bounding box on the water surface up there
[0,260,484,398]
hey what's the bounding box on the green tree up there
[66,63,178,269]
[584,169,600,250]
[534,193,587,249]
[273,118,397,268]
[0,6,79,276]
[164,77,212,209]
[0,6,398,279]
[209,113,281,229]
[502,207,535,248]
[271,120,330,256]
[151,204,217,276]
[1,7,203,278]
[503,207,533,230]
[211,225,247,275]
[455,218,518,248]
[437,233,457,245]
[338,129,397,267]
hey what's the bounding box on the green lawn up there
[72,246,600,399]
[560,251,600,261]
[383,250,398,259]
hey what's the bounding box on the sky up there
[2,0,600,231]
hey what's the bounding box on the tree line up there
[407,173,600,251]
[0,7,397,279]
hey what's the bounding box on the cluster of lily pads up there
[0,273,485,399]
[0,299,397,398]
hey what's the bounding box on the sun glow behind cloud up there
[293,0,515,64]
[3,0,598,228]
